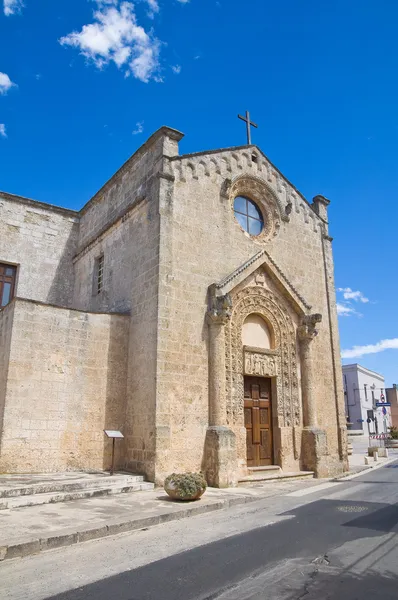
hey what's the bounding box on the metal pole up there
[110,438,115,476]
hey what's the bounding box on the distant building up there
[386,385,398,429]
[343,364,391,434]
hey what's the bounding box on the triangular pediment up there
[211,250,312,316]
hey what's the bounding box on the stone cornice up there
[213,249,312,315]
[0,191,79,219]
[73,195,147,262]
[79,126,183,217]
[3,296,130,317]
[170,143,315,214]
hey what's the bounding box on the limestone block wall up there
[73,129,183,480]
[71,129,184,481]
[123,186,162,480]
[0,299,129,473]
[0,302,15,437]
[0,193,79,307]
[153,146,346,481]
[73,199,152,314]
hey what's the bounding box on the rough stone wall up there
[0,299,129,473]
[0,302,15,438]
[73,128,183,480]
[73,202,148,314]
[154,146,346,481]
[0,128,183,479]
[0,193,79,307]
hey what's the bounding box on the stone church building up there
[0,127,348,485]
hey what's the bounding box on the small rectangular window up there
[0,263,17,307]
[95,255,104,295]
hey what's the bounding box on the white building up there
[342,364,391,434]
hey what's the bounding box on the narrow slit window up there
[96,255,104,295]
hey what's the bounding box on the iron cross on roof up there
[238,110,258,145]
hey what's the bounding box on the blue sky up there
[1,0,397,385]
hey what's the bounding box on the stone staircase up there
[0,472,154,510]
[238,465,314,486]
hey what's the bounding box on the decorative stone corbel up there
[207,293,232,325]
[220,178,232,200]
[298,313,322,341]
[285,200,293,219]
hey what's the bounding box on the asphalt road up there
[40,463,398,600]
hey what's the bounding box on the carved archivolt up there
[225,285,300,429]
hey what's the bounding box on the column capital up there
[207,293,232,326]
[298,313,322,342]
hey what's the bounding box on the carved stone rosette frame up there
[229,176,283,243]
[225,285,301,438]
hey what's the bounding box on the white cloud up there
[0,124,7,138]
[0,72,16,95]
[60,2,161,83]
[132,121,144,134]
[3,0,23,16]
[337,287,369,303]
[145,0,159,18]
[176,0,190,3]
[171,64,181,74]
[337,303,358,317]
[342,338,398,359]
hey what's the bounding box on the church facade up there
[0,127,348,484]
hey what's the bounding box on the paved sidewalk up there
[0,478,326,562]
[345,445,398,475]
[1,449,397,563]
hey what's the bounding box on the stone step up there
[247,466,282,473]
[238,471,314,486]
[0,481,155,510]
[0,474,145,499]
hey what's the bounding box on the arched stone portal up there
[225,285,301,474]
[204,253,331,488]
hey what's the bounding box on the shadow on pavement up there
[45,497,398,600]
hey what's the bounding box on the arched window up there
[242,314,272,349]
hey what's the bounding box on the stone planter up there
[164,472,207,501]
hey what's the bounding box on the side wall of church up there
[73,129,182,480]
[154,149,345,481]
[0,194,79,307]
[0,302,15,440]
[0,299,129,473]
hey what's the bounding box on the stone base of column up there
[204,426,237,488]
[301,427,329,478]
[338,426,349,470]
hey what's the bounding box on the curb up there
[332,455,398,482]
[0,495,256,562]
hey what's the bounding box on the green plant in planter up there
[164,472,207,501]
[389,426,398,440]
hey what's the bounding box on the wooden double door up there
[244,376,273,467]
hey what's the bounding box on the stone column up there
[299,314,328,477]
[207,311,228,426]
[298,320,319,429]
[204,293,237,488]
